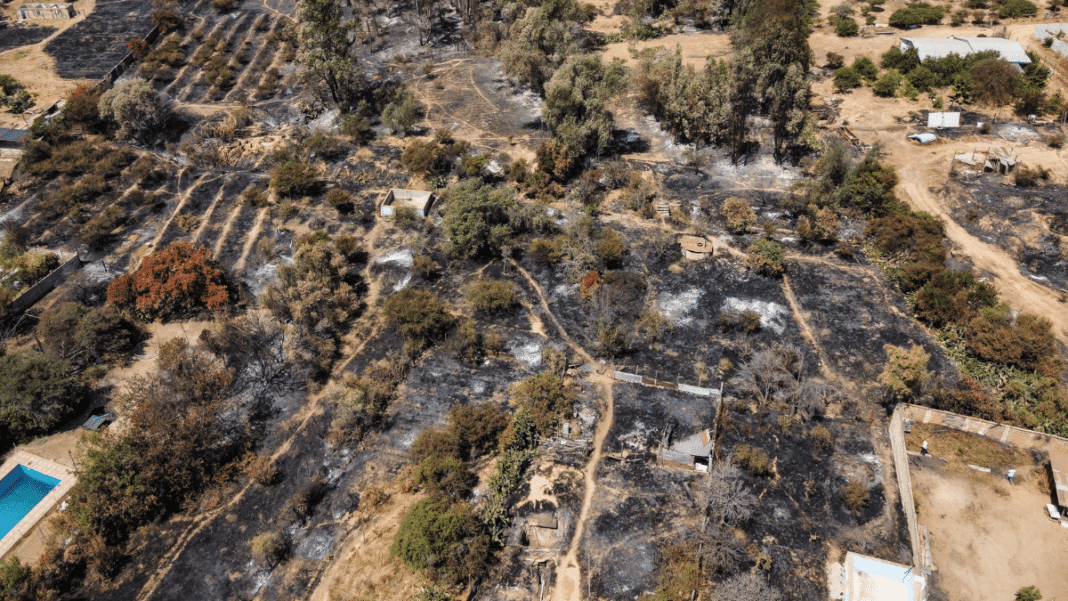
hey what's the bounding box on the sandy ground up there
[911,456,1068,601]
[0,0,97,129]
[601,32,734,68]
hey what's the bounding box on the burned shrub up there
[328,356,403,445]
[914,269,997,327]
[809,424,833,451]
[245,454,282,486]
[449,319,484,364]
[270,161,319,197]
[842,478,869,513]
[38,302,141,367]
[865,209,945,266]
[285,473,332,523]
[878,344,931,401]
[718,310,762,334]
[251,531,290,567]
[933,377,1003,422]
[413,456,475,500]
[733,444,772,477]
[107,242,229,320]
[745,239,785,276]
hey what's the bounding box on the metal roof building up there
[900,36,1031,66]
[0,129,29,144]
[1050,444,1068,510]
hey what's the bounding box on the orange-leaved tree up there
[108,241,228,319]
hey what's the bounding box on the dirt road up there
[873,132,1068,346]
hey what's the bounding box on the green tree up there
[746,239,785,276]
[1016,586,1042,601]
[906,66,938,92]
[390,496,481,573]
[0,352,84,442]
[381,86,423,135]
[441,179,518,260]
[836,17,859,36]
[542,54,627,162]
[509,372,576,436]
[296,0,362,106]
[97,78,172,143]
[878,343,930,400]
[499,0,590,93]
[834,67,863,92]
[1000,0,1037,17]
[852,56,879,82]
[872,70,903,97]
[971,59,1020,106]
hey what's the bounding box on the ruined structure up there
[679,235,713,261]
[380,189,435,218]
[660,428,713,472]
[16,3,75,21]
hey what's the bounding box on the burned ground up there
[786,259,958,383]
[945,175,1068,291]
[44,0,156,79]
[0,25,57,51]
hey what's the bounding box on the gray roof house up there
[661,429,713,472]
[900,36,1031,68]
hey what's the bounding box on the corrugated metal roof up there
[901,37,972,61]
[900,37,1030,65]
[927,112,960,128]
[661,449,694,465]
[0,129,29,143]
[672,430,713,457]
[959,37,1031,65]
[908,133,937,144]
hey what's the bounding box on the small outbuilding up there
[0,128,29,149]
[679,235,713,261]
[908,133,937,145]
[926,112,960,129]
[661,429,713,472]
[380,189,435,218]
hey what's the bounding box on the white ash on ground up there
[721,296,788,334]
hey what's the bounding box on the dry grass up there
[906,423,1033,473]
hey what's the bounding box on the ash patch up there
[374,248,414,268]
[508,333,544,368]
[659,287,704,326]
[721,297,789,334]
[0,25,57,50]
[44,0,156,79]
[294,527,336,560]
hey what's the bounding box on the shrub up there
[971,59,1020,106]
[933,377,1003,421]
[834,67,862,92]
[826,52,845,68]
[391,496,482,573]
[718,310,762,334]
[402,139,452,177]
[595,229,627,267]
[836,17,859,37]
[999,0,1037,17]
[529,238,561,266]
[842,478,869,512]
[151,8,182,32]
[466,279,520,315]
[128,38,151,59]
[246,455,281,486]
[381,86,422,135]
[509,372,576,436]
[1016,586,1042,601]
[722,198,757,234]
[734,445,772,477]
[414,456,474,500]
[107,242,228,319]
[878,344,930,400]
[889,2,945,27]
[98,78,172,143]
[852,56,879,82]
[213,0,237,11]
[384,289,453,353]
[270,161,319,197]
[325,188,353,212]
[915,269,997,326]
[809,424,833,451]
[872,70,903,97]
[746,239,785,276]
[865,210,946,265]
[0,352,84,442]
[251,531,289,567]
[340,113,372,144]
[414,255,441,280]
[442,179,518,260]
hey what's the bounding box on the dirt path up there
[781,274,838,382]
[508,260,617,601]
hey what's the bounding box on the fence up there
[91,25,161,94]
[9,253,82,314]
[576,364,722,398]
[888,404,925,573]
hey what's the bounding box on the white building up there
[900,36,1031,69]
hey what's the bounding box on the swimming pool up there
[0,465,61,540]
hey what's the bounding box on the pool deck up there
[0,450,76,559]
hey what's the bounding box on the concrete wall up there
[9,253,82,314]
[92,25,161,92]
[889,404,925,573]
[901,403,1068,454]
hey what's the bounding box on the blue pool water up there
[0,465,60,540]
